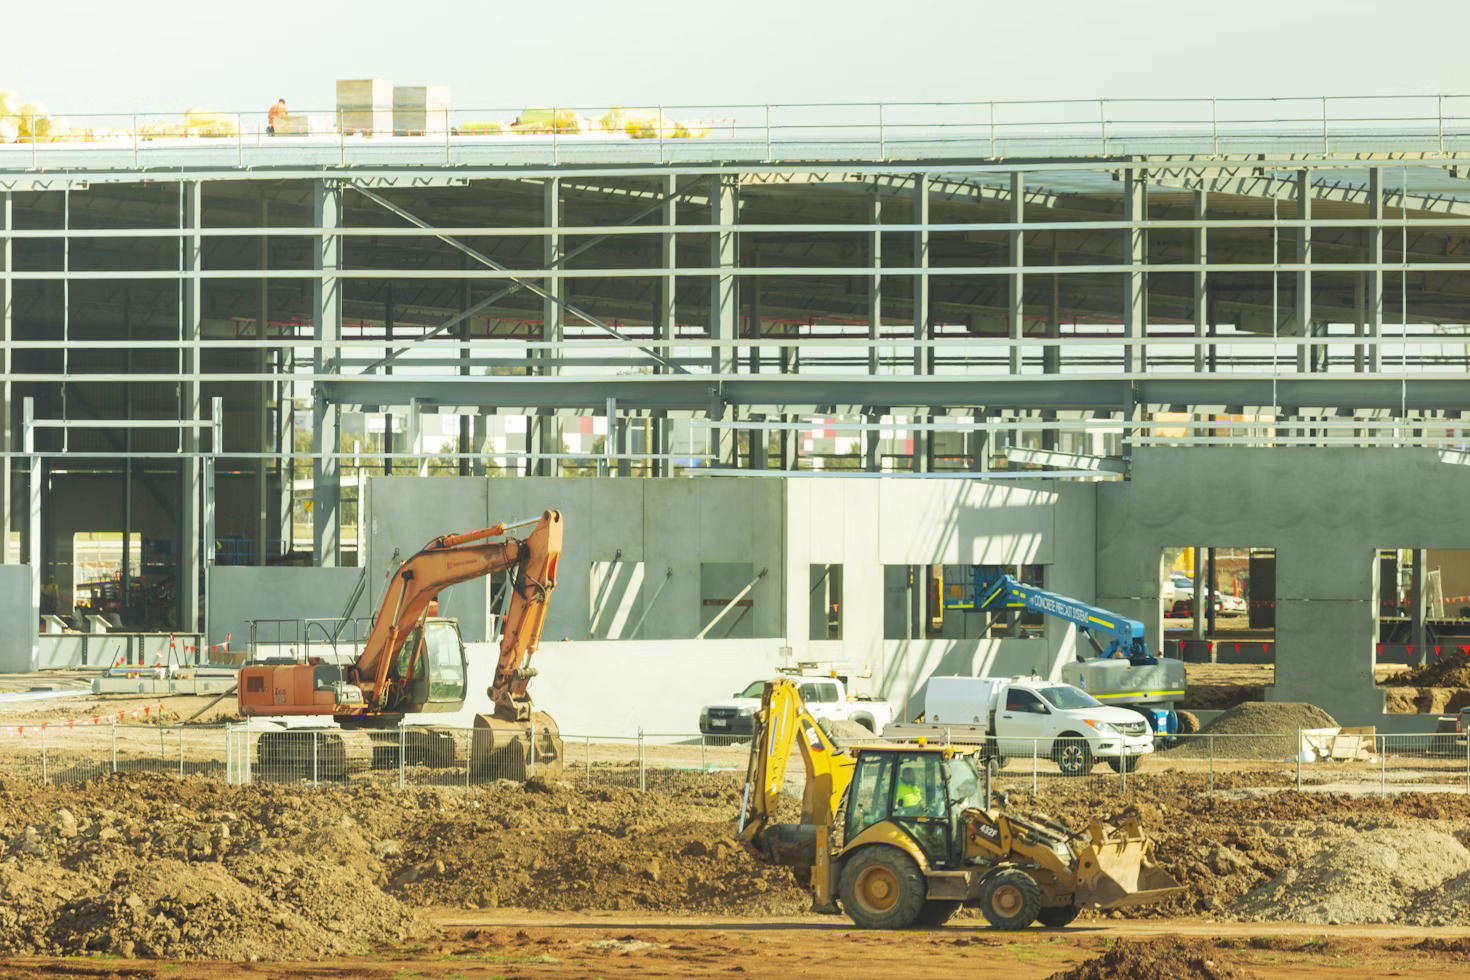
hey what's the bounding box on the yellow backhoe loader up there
[738,678,1184,929]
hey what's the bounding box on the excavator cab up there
[400,619,469,712]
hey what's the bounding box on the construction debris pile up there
[1163,701,1340,759]
[1230,827,1470,924]
[1381,651,1470,687]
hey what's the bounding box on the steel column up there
[1123,171,1146,375]
[912,175,930,473]
[1008,171,1024,375]
[710,174,738,463]
[1296,170,1313,373]
[312,180,342,567]
[180,181,203,631]
[1365,167,1384,373]
[537,178,562,476]
[868,190,882,375]
[1193,190,1208,375]
[0,191,9,559]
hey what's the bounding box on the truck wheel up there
[838,847,928,929]
[1106,754,1141,774]
[1053,737,1093,776]
[915,900,961,927]
[1036,903,1081,927]
[978,868,1042,930]
[851,715,875,733]
[1176,710,1201,735]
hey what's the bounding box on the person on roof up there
[267,99,288,136]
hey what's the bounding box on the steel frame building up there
[4,96,1470,632]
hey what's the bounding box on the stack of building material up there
[337,79,393,135]
[393,85,450,135]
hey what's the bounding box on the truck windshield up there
[1037,686,1102,710]
[738,681,766,698]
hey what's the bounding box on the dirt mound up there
[1164,702,1338,759]
[0,769,810,960]
[1230,828,1470,924]
[1047,938,1259,980]
[1381,651,1470,688]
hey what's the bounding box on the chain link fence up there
[1,722,1465,797]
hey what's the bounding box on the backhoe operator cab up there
[740,678,1184,931]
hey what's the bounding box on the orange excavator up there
[238,510,565,780]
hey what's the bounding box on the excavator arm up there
[352,510,563,716]
[238,510,563,721]
[739,680,855,872]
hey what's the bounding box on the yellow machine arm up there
[739,679,856,847]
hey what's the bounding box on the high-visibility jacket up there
[895,779,923,809]
[268,103,287,125]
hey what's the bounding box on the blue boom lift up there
[952,566,1184,737]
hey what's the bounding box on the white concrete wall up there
[365,476,786,643]
[784,478,1096,709]
[0,564,37,672]
[208,566,363,651]
[1098,448,1470,729]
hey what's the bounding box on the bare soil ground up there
[3,679,1470,977]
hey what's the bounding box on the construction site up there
[4,87,1470,976]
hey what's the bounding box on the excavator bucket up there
[471,711,564,782]
[1071,818,1186,911]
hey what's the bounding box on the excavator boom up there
[237,510,566,780]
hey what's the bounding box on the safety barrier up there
[8,95,1470,171]
[1,722,1465,798]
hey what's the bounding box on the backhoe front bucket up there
[471,711,563,782]
[1072,819,1186,910]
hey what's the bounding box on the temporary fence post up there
[179,727,184,778]
[112,719,118,774]
[639,728,646,792]
[245,717,252,786]
[40,725,46,785]
[1380,735,1387,798]
[1296,729,1302,791]
[224,726,231,784]
[700,734,707,774]
[398,723,406,790]
[764,104,772,161]
[585,736,591,789]
[528,727,536,779]
[1031,738,1038,796]
[1119,751,1126,795]
[312,730,319,788]
[1209,734,1215,794]
[877,101,885,159]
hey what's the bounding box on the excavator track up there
[471,711,564,781]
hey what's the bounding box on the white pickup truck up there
[883,675,1154,776]
[700,675,896,742]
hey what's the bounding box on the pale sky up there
[6,0,1468,120]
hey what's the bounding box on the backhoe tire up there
[1106,754,1141,774]
[915,900,962,928]
[838,847,928,929]
[1176,710,1201,735]
[978,868,1043,930]
[1054,737,1094,777]
[1036,903,1081,928]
